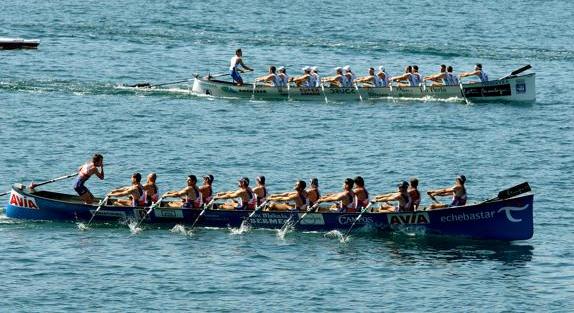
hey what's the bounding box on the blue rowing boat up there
[5,183,534,240]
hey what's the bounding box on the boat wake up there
[324,230,347,243]
[276,219,295,240]
[76,222,89,231]
[229,220,251,235]
[128,220,142,235]
[170,224,193,236]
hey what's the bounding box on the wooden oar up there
[485,182,531,202]
[126,79,191,88]
[189,198,215,230]
[133,197,164,230]
[427,191,441,204]
[353,82,364,102]
[320,82,328,103]
[342,202,373,241]
[499,65,532,80]
[85,195,110,227]
[0,172,78,197]
[459,81,470,104]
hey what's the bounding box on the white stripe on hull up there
[191,73,535,102]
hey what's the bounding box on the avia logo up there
[338,215,373,225]
[387,212,430,225]
[497,204,529,223]
[9,192,39,209]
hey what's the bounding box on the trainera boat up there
[191,72,535,102]
[0,37,40,50]
[5,182,533,240]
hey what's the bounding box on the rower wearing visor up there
[229,48,253,86]
[277,66,289,87]
[290,66,313,87]
[322,67,345,87]
[459,63,489,82]
[311,67,321,87]
[428,175,468,210]
[215,177,257,210]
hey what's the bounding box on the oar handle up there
[29,172,78,189]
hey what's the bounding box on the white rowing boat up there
[191,72,535,102]
[0,37,40,50]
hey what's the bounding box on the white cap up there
[311,66,318,71]
[343,65,351,71]
[302,66,311,71]
[378,66,385,72]
[278,66,285,71]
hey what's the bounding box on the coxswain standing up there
[459,64,489,82]
[266,180,308,211]
[316,178,356,213]
[290,66,313,87]
[143,172,159,206]
[255,66,281,86]
[229,48,253,86]
[162,175,203,209]
[215,177,257,210]
[108,172,145,207]
[199,174,214,204]
[74,153,105,204]
[372,182,412,212]
[427,175,467,210]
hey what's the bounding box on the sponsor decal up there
[338,214,373,225]
[251,212,292,225]
[515,81,526,94]
[9,191,39,209]
[220,86,238,93]
[387,212,429,225]
[91,210,126,218]
[154,209,184,219]
[328,87,356,95]
[440,210,495,223]
[298,213,325,226]
[497,204,529,223]
[299,87,321,96]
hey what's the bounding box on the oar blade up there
[510,65,532,76]
[496,182,531,200]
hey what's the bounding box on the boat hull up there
[191,73,535,102]
[0,38,40,50]
[5,185,534,240]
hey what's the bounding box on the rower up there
[459,64,489,82]
[162,175,203,209]
[316,178,356,213]
[306,177,321,207]
[377,66,391,87]
[311,67,321,87]
[229,48,253,86]
[214,177,257,210]
[343,65,356,84]
[390,66,414,87]
[143,172,159,206]
[424,64,447,86]
[74,153,105,204]
[277,66,289,87]
[252,176,268,207]
[411,65,423,86]
[199,174,214,204]
[255,66,281,87]
[427,175,467,209]
[408,177,421,211]
[290,66,313,87]
[447,66,460,85]
[266,180,308,211]
[353,176,370,211]
[107,172,146,207]
[322,67,345,87]
[354,67,376,86]
[373,181,412,212]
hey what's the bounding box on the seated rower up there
[427,175,467,210]
[372,181,412,213]
[107,172,145,207]
[255,66,281,87]
[377,66,391,87]
[424,64,447,86]
[316,178,356,213]
[322,67,345,87]
[143,172,159,206]
[265,180,308,211]
[354,67,378,87]
[277,66,289,87]
[199,174,214,204]
[408,177,421,211]
[214,177,257,210]
[253,176,268,207]
[390,66,414,87]
[459,63,489,82]
[311,67,321,87]
[446,66,460,85]
[74,153,105,204]
[353,176,370,211]
[412,65,423,86]
[290,66,313,87]
[343,65,357,84]
[306,177,321,207]
[162,175,203,209]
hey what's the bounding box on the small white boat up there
[192,71,535,103]
[0,37,40,50]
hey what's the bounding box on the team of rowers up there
[73,154,468,213]
[229,48,489,88]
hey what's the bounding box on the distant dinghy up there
[0,37,40,50]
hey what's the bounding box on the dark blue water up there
[1,0,573,311]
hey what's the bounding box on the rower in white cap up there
[343,65,356,87]
[290,66,313,87]
[377,66,391,87]
[321,67,345,87]
[277,66,289,87]
[310,66,321,87]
